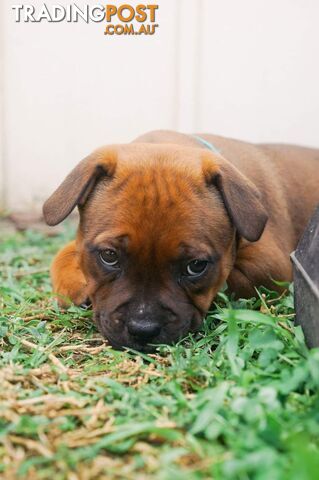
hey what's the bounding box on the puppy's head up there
[43,143,267,351]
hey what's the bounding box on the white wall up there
[1,0,319,211]
[199,1,319,144]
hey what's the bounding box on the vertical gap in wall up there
[193,0,203,132]
[174,0,203,133]
[0,0,6,211]
[173,0,182,130]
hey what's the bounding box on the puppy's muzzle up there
[125,301,167,344]
[127,318,161,342]
[98,299,182,349]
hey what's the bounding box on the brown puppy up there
[43,131,319,350]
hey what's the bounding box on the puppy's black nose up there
[127,319,161,341]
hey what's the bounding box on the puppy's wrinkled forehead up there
[44,140,268,272]
[81,145,226,259]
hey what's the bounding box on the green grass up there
[0,225,319,480]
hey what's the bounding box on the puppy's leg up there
[51,241,89,306]
[227,236,292,298]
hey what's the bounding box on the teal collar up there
[193,135,220,155]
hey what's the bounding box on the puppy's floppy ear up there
[43,148,117,226]
[202,154,268,242]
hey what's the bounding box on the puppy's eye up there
[186,260,208,276]
[99,249,119,267]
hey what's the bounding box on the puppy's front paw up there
[50,241,90,307]
[53,278,90,308]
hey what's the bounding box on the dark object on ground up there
[291,204,319,348]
